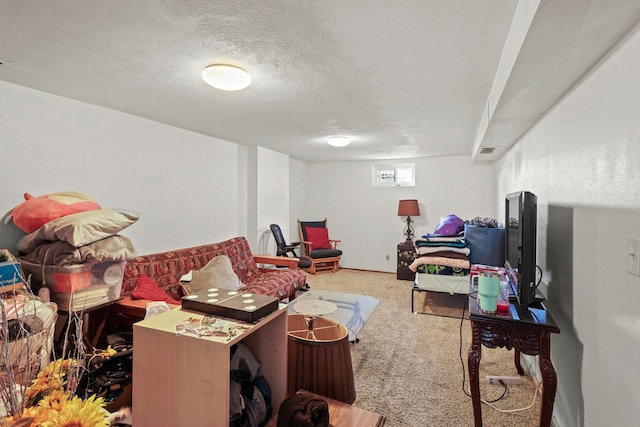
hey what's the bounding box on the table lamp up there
[398,199,420,241]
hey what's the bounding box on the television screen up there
[504,191,538,307]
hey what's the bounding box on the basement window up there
[372,163,415,187]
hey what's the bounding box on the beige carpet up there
[303,269,543,427]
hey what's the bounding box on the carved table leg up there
[468,321,483,426]
[538,331,557,427]
[514,348,524,375]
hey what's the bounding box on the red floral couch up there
[113,237,307,322]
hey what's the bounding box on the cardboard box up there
[19,260,126,311]
[0,260,26,293]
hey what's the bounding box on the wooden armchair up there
[297,218,343,274]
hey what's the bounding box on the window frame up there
[372,163,415,187]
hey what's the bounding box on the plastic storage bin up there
[464,225,505,267]
[20,260,126,311]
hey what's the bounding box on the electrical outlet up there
[628,238,640,277]
[485,375,523,385]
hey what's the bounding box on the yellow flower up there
[36,360,76,380]
[2,405,47,427]
[41,395,108,427]
[38,390,69,412]
[21,405,48,426]
[25,360,76,406]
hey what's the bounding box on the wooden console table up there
[467,296,560,427]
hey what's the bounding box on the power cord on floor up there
[481,381,542,413]
[458,291,539,410]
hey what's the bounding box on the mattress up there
[414,272,469,295]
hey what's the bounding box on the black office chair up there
[270,224,301,257]
[270,224,312,269]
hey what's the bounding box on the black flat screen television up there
[504,191,538,307]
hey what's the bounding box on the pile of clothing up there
[230,342,273,427]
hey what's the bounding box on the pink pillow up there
[11,191,102,233]
[305,227,331,250]
[132,274,180,305]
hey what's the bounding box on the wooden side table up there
[467,297,560,426]
[133,306,287,426]
[266,390,385,426]
[56,299,119,353]
[397,240,416,281]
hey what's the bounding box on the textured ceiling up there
[1,1,640,163]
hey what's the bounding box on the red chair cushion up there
[306,227,331,250]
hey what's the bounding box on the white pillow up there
[180,255,245,295]
[17,209,139,253]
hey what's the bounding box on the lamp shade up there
[398,199,420,217]
[287,314,356,404]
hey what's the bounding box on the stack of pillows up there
[11,191,138,266]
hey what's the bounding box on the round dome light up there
[327,136,351,147]
[202,64,251,91]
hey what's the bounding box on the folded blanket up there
[415,239,467,248]
[415,245,470,256]
[418,250,469,260]
[416,264,470,276]
[277,391,329,427]
[410,256,470,272]
[420,235,466,243]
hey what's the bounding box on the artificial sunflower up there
[24,360,76,407]
[41,395,108,427]
[38,390,69,412]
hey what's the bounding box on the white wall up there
[253,147,290,255]
[307,157,494,272]
[494,20,640,427]
[289,158,308,249]
[0,81,243,255]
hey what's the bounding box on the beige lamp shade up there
[287,314,356,404]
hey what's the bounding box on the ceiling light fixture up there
[327,136,351,147]
[201,64,251,91]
